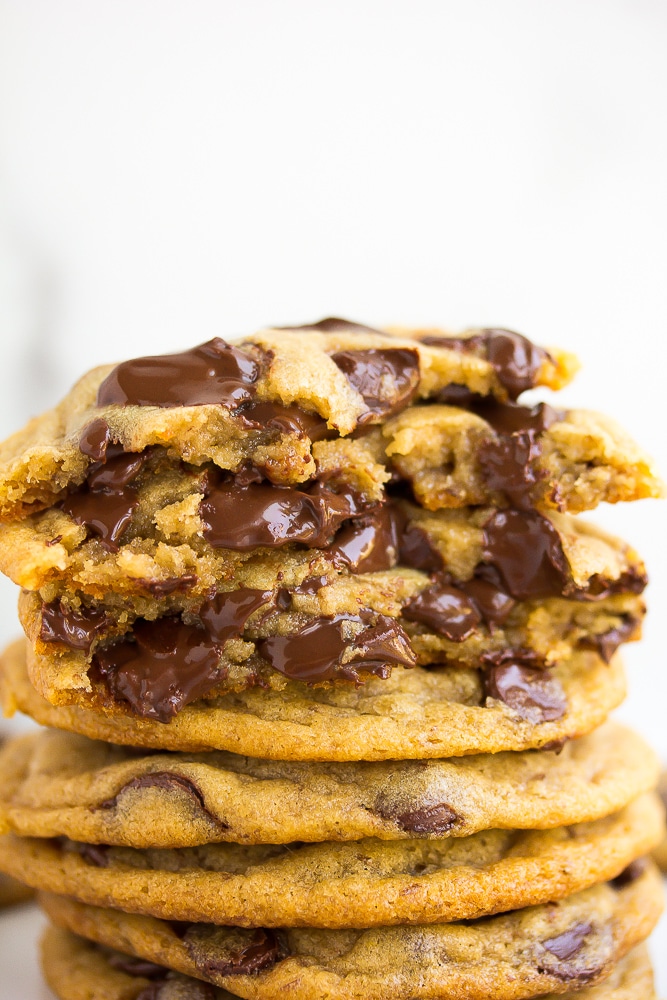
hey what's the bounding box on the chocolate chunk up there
[236,400,334,442]
[398,523,444,573]
[93,619,223,722]
[280,317,384,334]
[327,506,401,573]
[544,923,593,961]
[259,613,416,683]
[108,954,167,979]
[481,510,570,600]
[134,576,198,597]
[382,802,460,835]
[484,661,567,723]
[579,617,639,662]
[199,589,276,645]
[40,600,109,652]
[183,926,287,977]
[331,348,420,422]
[98,772,227,830]
[79,418,112,461]
[475,400,562,436]
[611,857,648,889]
[200,476,362,550]
[423,329,550,400]
[456,577,516,628]
[404,582,481,641]
[60,489,140,552]
[74,842,111,867]
[97,338,260,409]
[584,567,648,600]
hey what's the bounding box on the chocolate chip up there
[236,400,334,442]
[183,926,287,977]
[404,582,481,641]
[611,858,648,889]
[199,475,362,550]
[456,577,516,628]
[538,921,609,983]
[279,317,384,334]
[544,922,593,961]
[97,339,260,409]
[327,506,401,573]
[259,613,416,683]
[331,348,420,422]
[424,329,550,400]
[398,523,444,573]
[134,576,198,597]
[98,772,227,830]
[484,661,567,723]
[199,589,276,645]
[579,617,639,662]
[40,600,109,652]
[481,510,571,600]
[73,842,111,867]
[92,619,223,722]
[107,954,167,979]
[380,802,460,835]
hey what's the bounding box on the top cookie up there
[2,320,659,528]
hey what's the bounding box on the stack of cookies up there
[0,319,663,999]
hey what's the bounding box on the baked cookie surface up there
[0,797,660,928]
[37,863,664,1000]
[41,929,656,1000]
[0,725,657,848]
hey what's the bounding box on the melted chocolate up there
[381,802,460,835]
[200,476,362,550]
[280,317,384,334]
[327,506,401,573]
[97,339,260,409]
[484,661,566,723]
[423,329,550,400]
[259,613,416,683]
[183,926,287,977]
[404,583,481,641]
[456,577,516,628]
[135,576,198,597]
[579,617,639,662]
[611,857,648,889]
[40,600,109,652]
[331,348,420,422]
[236,400,334,442]
[199,589,276,645]
[79,418,112,461]
[98,772,227,829]
[543,923,593,961]
[398,523,444,573]
[481,510,570,600]
[93,619,223,722]
[60,489,140,552]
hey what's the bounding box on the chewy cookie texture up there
[0,319,662,997]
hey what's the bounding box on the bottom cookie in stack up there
[35,862,664,1000]
[40,929,659,1000]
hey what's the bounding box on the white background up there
[0,0,666,992]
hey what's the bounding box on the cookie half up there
[0,797,661,927]
[0,725,657,848]
[37,862,664,1000]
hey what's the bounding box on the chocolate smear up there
[423,329,550,400]
[331,348,420,422]
[184,925,287,977]
[379,801,460,835]
[40,600,109,652]
[98,772,227,830]
[481,510,571,600]
[135,576,198,597]
[236,400,333,441]
[200,476,363,550]
[404,583,481,641]
[92,619,223,722]
[579,617,639,663]
[199,588,276,645]
[484,661,567,723]
[97,338,260,409]
[259,613,416,683]
[327,505,401,573]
